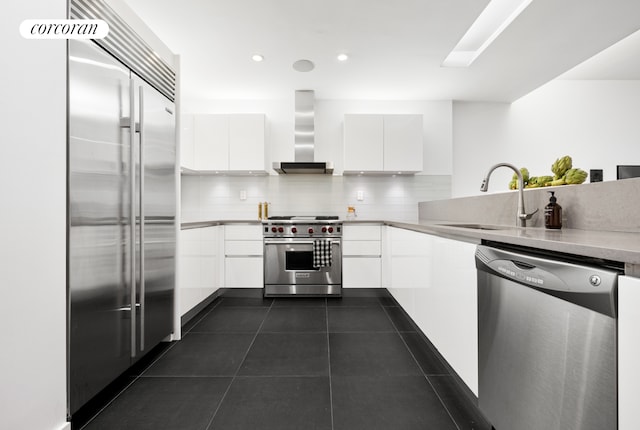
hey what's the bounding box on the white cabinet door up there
[618,275,640,430]
[343,258,381,288]
[386,226,478,395]
[225,257,263,288]
[383,114,423,173]
[387,227,432,320]
[178,226,222,316]
[423,236,478,395]
[229,114,265,171]
[344,114,423,174]
[344,114,384,172]
[192,114,266,172]
[193,114,228,171]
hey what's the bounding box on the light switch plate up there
[240,190,247,200]
[357,190,364,201]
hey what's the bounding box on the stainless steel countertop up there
[181,219,640,270]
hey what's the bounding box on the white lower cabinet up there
[343,225,382,288]
[343,258,381,288]
[387,226,478,395]
[178,226,222,316]
[618,275,640,430]
[224,224,264,288]
[224,257,263,288]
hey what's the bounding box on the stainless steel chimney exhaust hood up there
[273,90,334,174]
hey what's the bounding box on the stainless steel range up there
[263,216,342,297]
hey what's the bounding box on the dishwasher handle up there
[476,245,619,318]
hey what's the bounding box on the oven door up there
[264,238,342,296]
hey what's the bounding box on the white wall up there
[1,1,69,430]
[452,80,640,197]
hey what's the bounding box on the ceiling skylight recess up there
[442,0,534,67]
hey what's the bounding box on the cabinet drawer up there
[343,225,381,241]
[225,240,263,256]
[224,224,262,240]
[343,240,381,256]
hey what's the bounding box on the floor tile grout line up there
[181,297,224,336]
[325,298,335,430]
[78,299,223,429]
[379,303,462,430]
[204,295,276,430]
[78,377,140,430]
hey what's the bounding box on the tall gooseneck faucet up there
[480,163,538,227]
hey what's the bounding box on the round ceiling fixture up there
[337,53,349,62]
[252,54,264,62]
[292,59,315,72]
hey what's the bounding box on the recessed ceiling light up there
[252,54,264,62]
[337,53,349,62]
[442,0,533,67]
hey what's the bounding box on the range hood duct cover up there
[273,90,334,174]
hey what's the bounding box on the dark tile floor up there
[75,288,491,430]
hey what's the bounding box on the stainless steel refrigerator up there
[67,38,176,415]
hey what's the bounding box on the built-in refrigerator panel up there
[68,40,176,416]
[68,39,133,414]
[132,75,176,359]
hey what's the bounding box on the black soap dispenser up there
[544,191,562,229]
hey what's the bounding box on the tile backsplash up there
[181,174,451,222]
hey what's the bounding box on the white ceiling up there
[123,0,640,103]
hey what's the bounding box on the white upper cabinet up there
[343,114,423,174]
[182,113,266,173]
[344,114,384,171]
[383,115,423,172]
[194,114,229,171]
[228,115,265,171]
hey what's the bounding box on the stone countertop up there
[181,220,262,230]
[384,220,640,267]
[180,218,640,269]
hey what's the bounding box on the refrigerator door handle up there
[138,84,145,352]
[129,78,137,359]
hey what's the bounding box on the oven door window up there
[285,250,318,271]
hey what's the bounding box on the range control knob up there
[278,227,284,233]
[328,227,334,233]
[291,227,297,233]
[308,227,314,234]
[322,227,327,233]
[271,227,277,233]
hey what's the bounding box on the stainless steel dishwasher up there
[475,243,622,430]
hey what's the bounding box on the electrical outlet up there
[357,190,364,201]
[240,190,247,200]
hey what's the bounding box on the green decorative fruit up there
[564,168,588,184]
[551,156,572,179]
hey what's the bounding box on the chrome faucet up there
[480,162,538,227]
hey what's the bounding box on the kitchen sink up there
[437,223,505,230]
